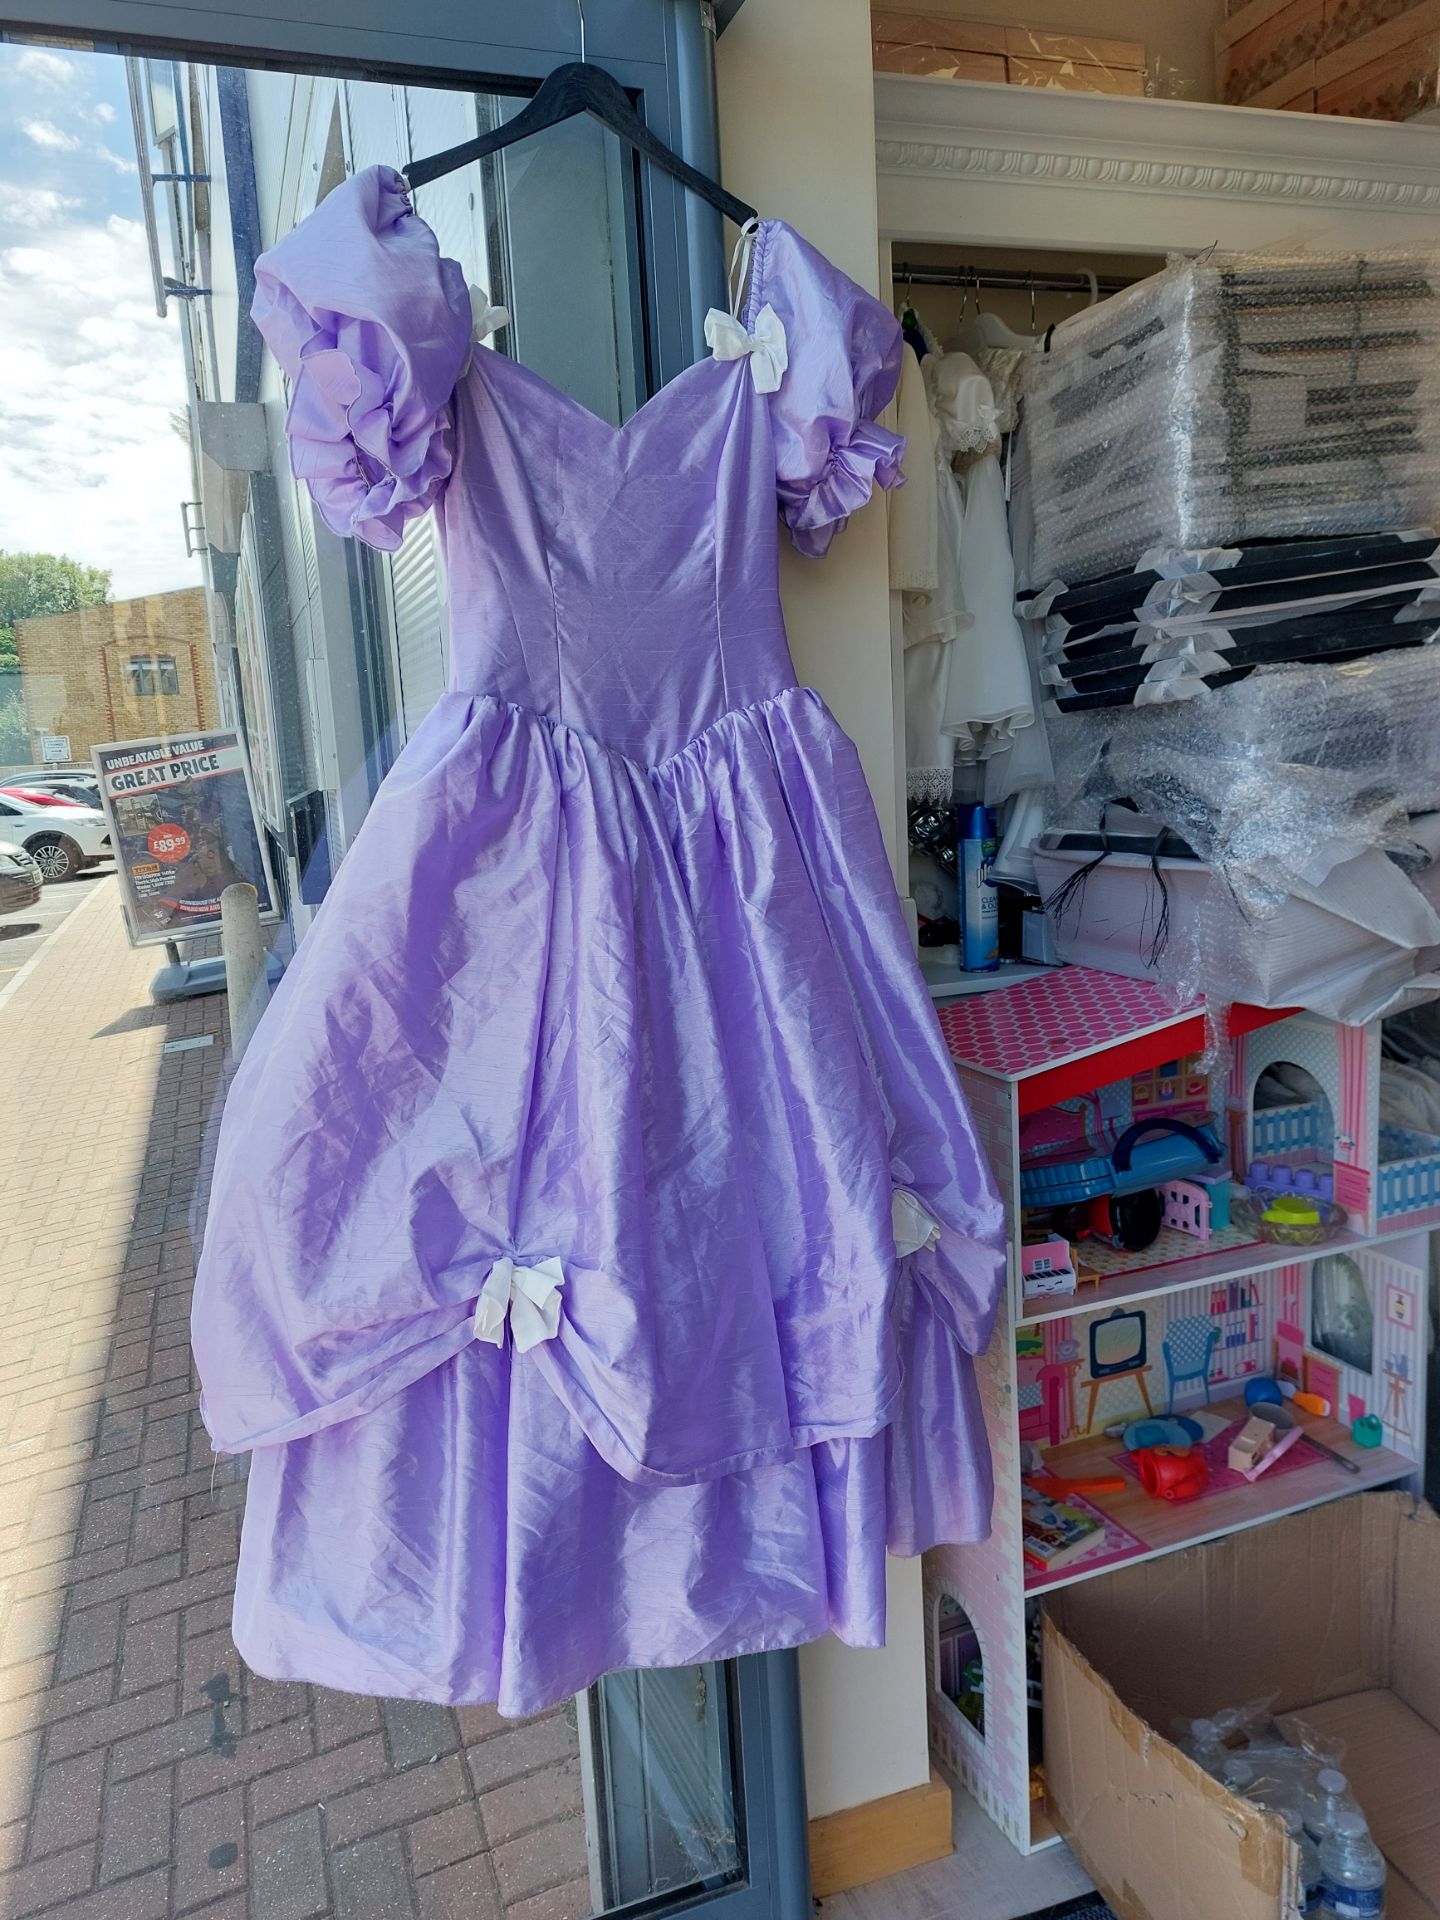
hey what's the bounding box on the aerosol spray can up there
[959,804,999,972]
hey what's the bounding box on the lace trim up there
[906,764,955,806]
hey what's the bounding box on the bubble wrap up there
[1044,648,1440,1024]
[1018,249,1440,590]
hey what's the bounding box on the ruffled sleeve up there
[747,221,907,558]
[251,165,472,552]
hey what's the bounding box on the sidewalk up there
[0,879,588,1920]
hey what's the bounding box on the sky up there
[0,43,200,600]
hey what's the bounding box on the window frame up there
[125,654,181,697]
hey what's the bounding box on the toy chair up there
[1162,1316,1220,1415]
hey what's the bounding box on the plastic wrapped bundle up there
[1018,249,1440,589]
[1040,648,1440,1023]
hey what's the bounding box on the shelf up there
[923,955,1060,1002]
[1023,1393,1413,1597]
[1019,1225,1382,1323]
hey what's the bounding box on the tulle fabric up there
[251,166,471,549]
[218,686,1000,1713]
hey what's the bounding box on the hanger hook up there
[575,0,586,62]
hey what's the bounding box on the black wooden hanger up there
[405,3,756,226]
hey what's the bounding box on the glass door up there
[0,6,811,1919]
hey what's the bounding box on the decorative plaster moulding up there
[874,74,1440,249]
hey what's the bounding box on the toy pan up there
[1021,1120,1223,1208]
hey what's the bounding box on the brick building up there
[13,586,218,767]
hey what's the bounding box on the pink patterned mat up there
[1022,1492,1150,1592]
[1111,1418,1329,1500]
[937,966,1197,1079]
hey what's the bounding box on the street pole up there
[220,882,270,1060]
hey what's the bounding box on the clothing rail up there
[891,261,1137,297]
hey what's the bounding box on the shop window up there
[1311,1253,1374,1376]
[126,655,180,697]
[935,1592,986,1740]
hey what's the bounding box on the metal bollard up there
[220,882,271,1062]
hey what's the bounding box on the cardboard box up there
[1218,0,1325,103]
[872,11,1145,94]
[1045,1495,1440,1920]
[1008,54,1146,95]
[1218,0,1440,111]
[1318,29,1440,113]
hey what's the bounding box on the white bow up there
[892,1189,942,1258]
[704,302,788,395]
[468,283,511,343]
[472,1255,565,1353]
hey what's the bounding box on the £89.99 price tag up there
[146,823,191,864]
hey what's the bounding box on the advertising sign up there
[91,730,281,948]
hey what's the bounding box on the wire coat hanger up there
[405,0,756,226]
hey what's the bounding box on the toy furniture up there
[1133,1445,1209,1501]
[1162,1179,1212,1243]
[1021,1234,1077,1300]
[1228,1414,1275,1474]
[926,968,1426,1856]
[1083,1308,1153,1431]
[1037,1358,1080,1447]
[1162,1316,1220,1414]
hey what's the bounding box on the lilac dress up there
[192,166,1004,1716]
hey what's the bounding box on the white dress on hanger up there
[928,352,1034,763]
[887,344,938,594]
[899,347,969,804]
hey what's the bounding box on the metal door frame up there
[0,4,810,1915]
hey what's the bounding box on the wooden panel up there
[807,1766,953,1898]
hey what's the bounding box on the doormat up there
[1015,1897,1116,1920]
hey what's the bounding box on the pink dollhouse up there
[926,970,1428,1853]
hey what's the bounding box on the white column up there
[717,0,932,1820]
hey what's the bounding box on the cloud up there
[12,47,78,88]
[22,118,82,153]
[0,205,201,599]
[94,142,137,175]
[92,101,116,124]
[0,184,80,227]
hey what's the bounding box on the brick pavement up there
[0,878,590,1920]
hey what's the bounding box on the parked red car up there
[0,786,88,808]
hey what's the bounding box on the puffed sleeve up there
[251,165,472,551]
[749,221,906,557]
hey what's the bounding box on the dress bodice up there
[251,168,906,764]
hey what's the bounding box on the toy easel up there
[1082,1364,1154,1433]
[1383,1354,1414,1445]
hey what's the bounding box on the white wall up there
[716,0,934,1822]
[718,0,903,881]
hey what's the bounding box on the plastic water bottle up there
[1283,1808,1324,1917]
[1317,1810,1386,1918]
[1305,1768,1357,1840]
[1183,1717,1229,1776]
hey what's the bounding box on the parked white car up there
[0,792,113,882]
[0,833,42,914]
